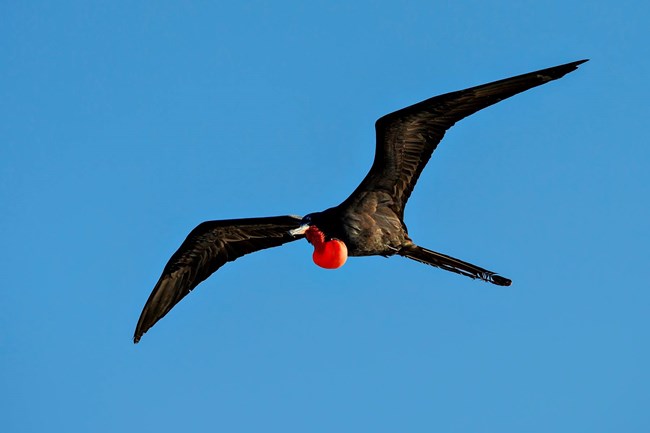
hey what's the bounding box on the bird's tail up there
[399,245,511,286]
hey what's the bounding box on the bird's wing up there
[344,59,587,216]
[134,215,303,343]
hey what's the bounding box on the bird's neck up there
[305,226,326,247]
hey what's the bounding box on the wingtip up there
[570,59,589,69]
[546,59,589,79]
[133,319,150,344]
[133,323,151,344]
[519,59,585,86]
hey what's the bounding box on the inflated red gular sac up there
[304,226,348,269]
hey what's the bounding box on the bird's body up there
[134,59,587,343]
[307,203,408,256]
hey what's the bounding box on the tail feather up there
[399,245,511,286]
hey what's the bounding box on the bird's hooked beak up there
[289,223,310,236]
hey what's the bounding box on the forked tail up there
[399,245,511,286]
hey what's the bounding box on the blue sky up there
[2,1,648,432]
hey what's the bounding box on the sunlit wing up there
[345,60,587,216]
[134,215,303,343]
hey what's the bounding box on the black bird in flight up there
[134,59,587,343]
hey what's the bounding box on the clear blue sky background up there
[2,1,648,432]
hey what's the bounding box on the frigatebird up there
[134,59,587,343]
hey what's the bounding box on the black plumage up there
[134,59,587,343]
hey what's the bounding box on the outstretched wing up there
[344,59,588,216]
[134,215,303,343]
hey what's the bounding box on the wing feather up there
[344,59,588,216]
[134,215,303,343]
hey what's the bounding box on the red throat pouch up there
[305,227,348,269]
[313,239,348,269]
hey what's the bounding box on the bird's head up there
[290,212,347,269]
